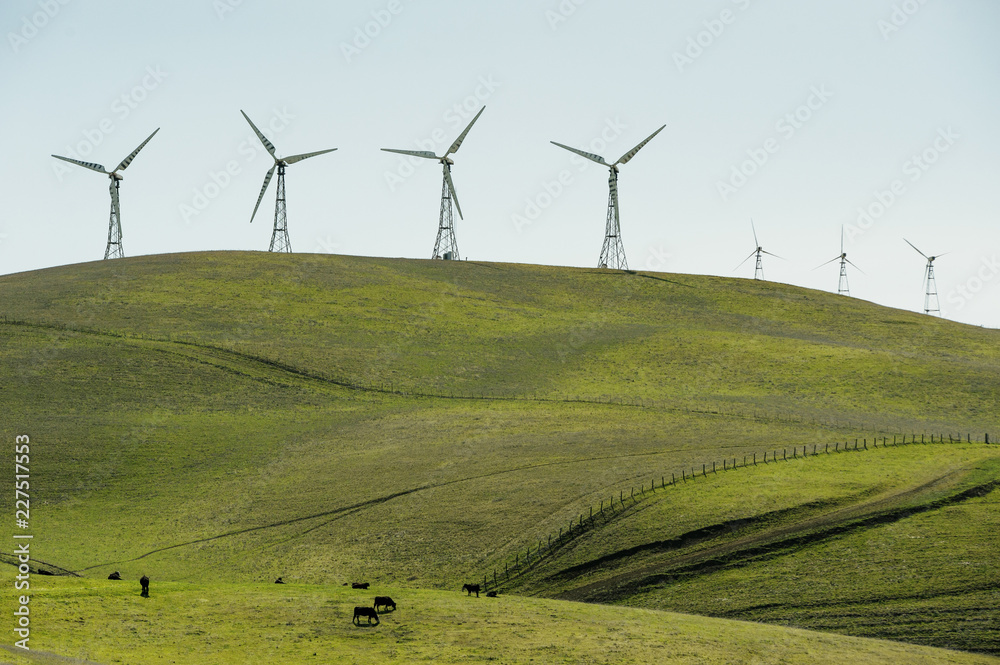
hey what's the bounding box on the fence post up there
[672,472,676,485]
[703,464,707,476]
[754,452,757,465]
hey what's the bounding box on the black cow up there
[351,582,370,590]
[373,596,396,612]
[486,590,498,598]
[353,606,379,625]
[274,577,285,584]
[462,583,480,597]
[140,575,150,597]
[108,571,122,581]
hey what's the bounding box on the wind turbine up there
[816,225,862,296]
[242,110,336,253]
[904,238,946,315]
[51,128,159,259]
[734,219,782,280]
[381,106,485,261]
[551,124,665,270]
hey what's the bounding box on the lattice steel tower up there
[433,168,460,259]
[106,180,124,259]
[51,128,159,260]
[551,124,665,270]
[600,169,627,269]
[382,106,485,261]
[269,165,291,253]
[241,110,336,252]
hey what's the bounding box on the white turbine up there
[904,238,946,316]
[551,124,665,270]
[816,225,863,296]
[381,106,485,260]
[242,110,336,253]
[735,219,783,280]
[51,128,160,259]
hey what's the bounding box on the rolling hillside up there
[2,251,998,660]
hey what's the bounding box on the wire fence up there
[477,431,993,594]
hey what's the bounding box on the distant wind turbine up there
[904,238,946,315]
[51,128,160,259]
[815,226,863,296]
[734,219,782,280]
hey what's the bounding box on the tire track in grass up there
[72,450,694,572]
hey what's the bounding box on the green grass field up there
[1,578,997,665]
[1,251,998,661]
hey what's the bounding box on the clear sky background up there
[2,0,998,327]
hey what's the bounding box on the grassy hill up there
[2,251,998,660]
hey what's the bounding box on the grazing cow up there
[353,606,379,625]
[274,577,285,584]
[108,571,122,581]
[486,591,498,598]
[462,583,480,597]
[351,582,370,590]
[140,575,150,597]
[373,596,396,612]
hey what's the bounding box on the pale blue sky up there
[2,0,998,326]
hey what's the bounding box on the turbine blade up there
[813,256,842,270]
[444,165,463,220]
[904,238,928,259]
[381,148,440,160]
[283,148,337,165]
[52,155,108,174]
[241,110,276,157]
[845,258,866,275]
[550,141,608,166]
[446,106,485,156]
[734,250,757,272]
[761,250,784,260]
[250,165,276,224]
[751,218,759,248]
[615,124,666,166]
[115,128,159,172]
[840,224,845,255]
